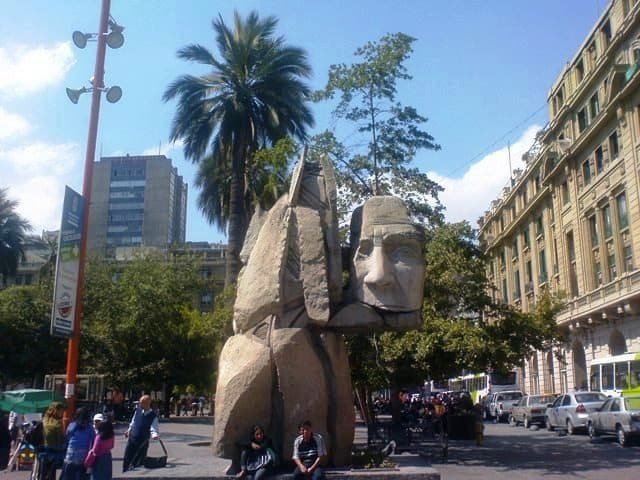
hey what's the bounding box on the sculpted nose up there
[363,246,394,287]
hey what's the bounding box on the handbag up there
[143,439,168,469]
[83,450,96,469]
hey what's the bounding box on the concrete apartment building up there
[87,154,187,256]
[478,0,640,395]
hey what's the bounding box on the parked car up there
[489,390,523,423]
[510,394,557,428]
[545,391,608,434]
[480,394,494,420]
[587,395,640,446]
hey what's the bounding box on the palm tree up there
[0,188,32,287]
[163,11,314,287]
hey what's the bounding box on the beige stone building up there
[478,0,640,395]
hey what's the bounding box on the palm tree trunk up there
[224,145,248,288]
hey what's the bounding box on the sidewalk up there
[2,418,441,480]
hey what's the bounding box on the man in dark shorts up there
[292,421,326,480]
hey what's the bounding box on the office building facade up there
[478,0,640,394]
[87,155,187,255]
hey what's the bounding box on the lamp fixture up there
[72,16,125,50]
[66,85,122,104]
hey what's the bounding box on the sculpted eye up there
[357,239,373,257]
[390,244,421,263]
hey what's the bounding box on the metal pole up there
[63,0,111,428]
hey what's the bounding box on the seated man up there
[292,421,326,480]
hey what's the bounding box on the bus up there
[589,352,640,397]
[44,374,106,411]
[448,371,519,404]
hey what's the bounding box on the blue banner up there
[51,186,85,338]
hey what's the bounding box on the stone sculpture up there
[213,153,425,468]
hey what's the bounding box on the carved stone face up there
[351,197,425,312]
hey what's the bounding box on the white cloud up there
[0,107,30,139]
[0,142,78,174]
[0,42,76,96]
[429,125,541,227]
[141,139,184,157]
[0,141,81,232]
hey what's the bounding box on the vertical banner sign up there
[51,186,85,337]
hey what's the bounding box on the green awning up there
[0,389,65,414]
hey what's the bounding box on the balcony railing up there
[557,269,640,324]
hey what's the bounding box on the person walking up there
[86,419,114,480]
[60,408,95,480]
[122,395,159,472]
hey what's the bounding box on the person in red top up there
[86,420,114,480]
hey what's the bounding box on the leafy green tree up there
[0,284,66,387]
[0,188,31,287]
[81,256,232,398]
[312,33,442,224]
[164,11,314,287]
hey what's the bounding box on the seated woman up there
[237,425,276,480]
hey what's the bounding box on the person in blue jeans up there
[60,408,95,480]
[292,421,326,480]
[122,395,159,472]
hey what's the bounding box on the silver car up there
[510,394,557,428]
[587,395,640,446]
[489,390,523,423]
[545,392,608,435]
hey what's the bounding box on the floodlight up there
[105,86,122,103]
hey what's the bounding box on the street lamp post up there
[63,0,114,427]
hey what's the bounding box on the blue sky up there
[0,0,607,243]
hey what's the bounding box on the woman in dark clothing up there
[0,414,11,470]
[237,425,276,480]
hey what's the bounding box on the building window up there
[553,239,560,275]
[578,107,588,132]
[594,261,603,287]
[590,92,600,119]
[523,227,530,249]
[502,278,509,304]
[567,231,579,297]
[617,192,629,229]
[589,214,599,246]
[539,249,547,283]
[561,181,570,205]
[535,215,544,237]
[500,249,506,268]
[512,237,518,259]
[582,160,592,186]
[609,131,619,160]
[595,147,604,173]
[514,270,521,300]
[608,250,617,281]
[624,244,634,272]
[601,19,612,48]
[534,174,541,193]
[603,203,613,239]
[576,59,584,84]
[526,260,533,283]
